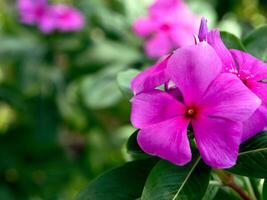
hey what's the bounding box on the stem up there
[215,170,255,200]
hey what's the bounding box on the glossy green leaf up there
[214,188,242,200]
[126,130,143,154]
[228,132,267,178]
[220,31,246,51]
[76,158,158,200]
[117,69,139,98]
[243,26,267,61]
[263,180,267,200]
[141,155,211,200]
[201,184,219,200]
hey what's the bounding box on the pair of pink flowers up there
[17,0,84,33]
[130,18,267,168]
[133,0,199,58]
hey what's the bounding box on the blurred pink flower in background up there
[133,0,199,58]
[17,0,47,25]
[17,0,85,33]
[39,4,85,33]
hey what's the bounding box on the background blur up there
[0,0,267,199]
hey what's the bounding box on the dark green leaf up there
[221,31,246,51]
[126,130,152,160]
[243,26,267,61]
[76,158,158,200]
[228,131,267,178]
[214,188,242,200]
[263,180,267,200]
[141,155,211,200]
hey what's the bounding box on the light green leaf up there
[117,69,139,98]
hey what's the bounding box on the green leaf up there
[214,188,242,200]
[228,132,267,178]
[220,31,246,51]
[243,26,267,61]
[141,155,211,200]
[201,184,219,200]
[81,65,123,109]
[126,130,153,160]
[117,69,139,99]
[263,180,267,200]
[76,158,158,200]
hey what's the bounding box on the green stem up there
[215,170,255,200]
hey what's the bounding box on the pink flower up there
[131,43,261,168]
[133,0,198,58]
[131,54,172,95]
[17,0,84,33]
[228,50,267,141]
[39,4,85,33]
[198,18,267,142]
[17,0,47,24]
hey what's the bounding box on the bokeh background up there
[0,0,267,199]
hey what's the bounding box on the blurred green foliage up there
[0,0,267,199]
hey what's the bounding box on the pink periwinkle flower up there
[17,0,47,25]
[39,4,85,33]
[131,43,261,168]
[133,0,199,58]
[199,18,267,142]
[17,0,84,33]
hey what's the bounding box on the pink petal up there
[242,106,267,142]
[133,17,156,37]
[201,73,261,122]
[144,32,172,58]
[230,49,267,81]
[131,90,185,129]
[170,27,195,47]
[49,4,85,32]
[207,30,237,73]
[192,116,242,168]
[131,55,171,95]
[167,42,222,105]
[149,0,181,16]
[137,117,191,166]
[247,81,267,106]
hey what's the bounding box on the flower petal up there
[230,49,267,81]
[192,116,242,168]
[170,27,195,47]
[133,17,156,37]
[131,55,170,95]
[201,73,261,122]
[246,81,267,106]
[167,42,222,105]
[207,29,236,73]
[242,106,267,142]
[138,117,191,165]
[131,90,185,129]
[144,32,172,58]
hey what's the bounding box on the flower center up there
[160,24,171,31]
[185,107,196,118]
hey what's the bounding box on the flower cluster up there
[133,0,198,59]
[17,0,85,33]
[130,18,267,168]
